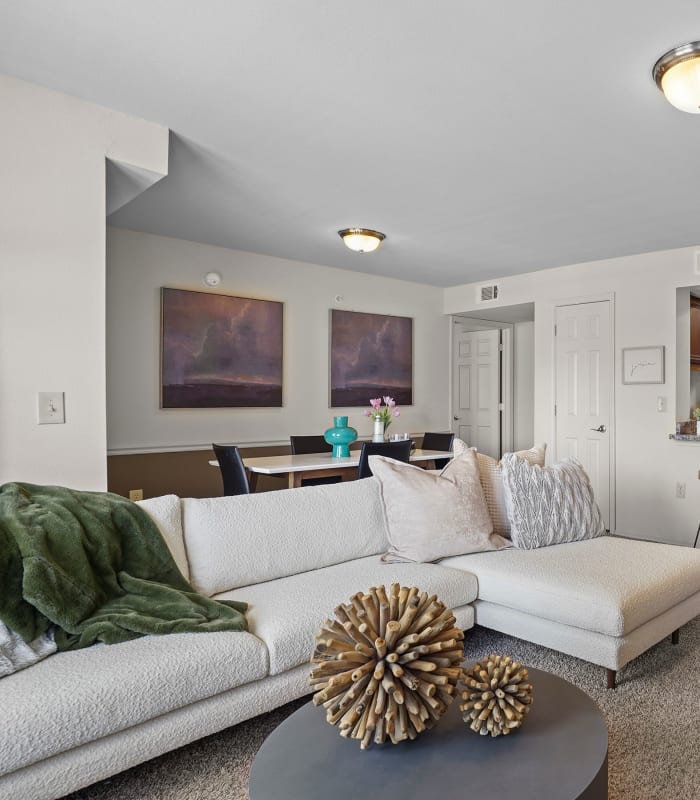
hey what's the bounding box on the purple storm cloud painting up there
[330,309,412,407]
[161,288,283,408]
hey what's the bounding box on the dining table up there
[208,448,453,490]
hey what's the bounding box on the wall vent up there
[476,283,499,303]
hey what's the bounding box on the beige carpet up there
[63,617,699,800]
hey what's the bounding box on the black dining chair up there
[357,440,412,480]
[421,431,455,470]
[212,444,250,496]
[289,435,341,486]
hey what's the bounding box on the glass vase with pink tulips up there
[363,396,401,441]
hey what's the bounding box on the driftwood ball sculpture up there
[309,584,464,749]
[460,655,533,737]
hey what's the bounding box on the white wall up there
[106,228,450,452]
[0,76,168,489]
[445,247,700,546]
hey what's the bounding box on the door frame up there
[551,292,616,531]
[450,317,514,457]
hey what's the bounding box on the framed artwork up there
[329,309,413,407]
[161,287,283,408]
[621,346,665,384]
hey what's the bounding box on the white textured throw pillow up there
[370,448,509,563]
[454,441,546,537]
[501,454,605,549]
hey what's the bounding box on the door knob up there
[453,416,461,421]
[589,425,607,433]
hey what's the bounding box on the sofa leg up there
[671,628,680,645]
[606,668,616,689]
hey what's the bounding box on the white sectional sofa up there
[1,477,699,800]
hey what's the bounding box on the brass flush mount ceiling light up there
[653,41,700,113]
[338,227,386,253]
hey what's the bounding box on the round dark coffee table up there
[249,667,608,800]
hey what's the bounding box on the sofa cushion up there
[137,494,189,581]
[370,449,507,563]
[0,630,267,775]
[182,479,389,596]
[216,555,478,675]
[440,536,700,637]
[501,456,605,549]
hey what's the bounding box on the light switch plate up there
[37,392,65,424]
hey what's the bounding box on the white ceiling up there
[2,1,700,287]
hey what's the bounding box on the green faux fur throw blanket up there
[0,483,247,650]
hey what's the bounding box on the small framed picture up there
[622,346,665,384]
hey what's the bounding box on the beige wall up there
[106,228,451,454]
[0,76,167,488]
[445,247,700,546]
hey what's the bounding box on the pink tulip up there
[393,409,401,417]
[363,409,371,416]
[370,398,382,409]
[383,396,396,407]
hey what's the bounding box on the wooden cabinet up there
[692,296,700,371]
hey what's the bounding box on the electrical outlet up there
[128,489,143,501]
[676,482,686,499]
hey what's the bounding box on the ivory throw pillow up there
[370,448,509,564]
[501,455,605,550]
[454,441,546,537]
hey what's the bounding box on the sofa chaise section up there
[440,536,700,686]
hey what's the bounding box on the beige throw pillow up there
[370,448,509,564]
[454,441,546,537]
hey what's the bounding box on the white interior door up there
[554,301,613,528]
[452,328,500,457]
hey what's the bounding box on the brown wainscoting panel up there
[107,446,289,500]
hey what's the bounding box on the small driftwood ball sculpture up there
[309,585,464,748]
[460,655,533,737]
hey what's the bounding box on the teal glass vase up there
[324,416,357,458]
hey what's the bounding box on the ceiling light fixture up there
[338,228,386,253]
[653,41,700,113]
